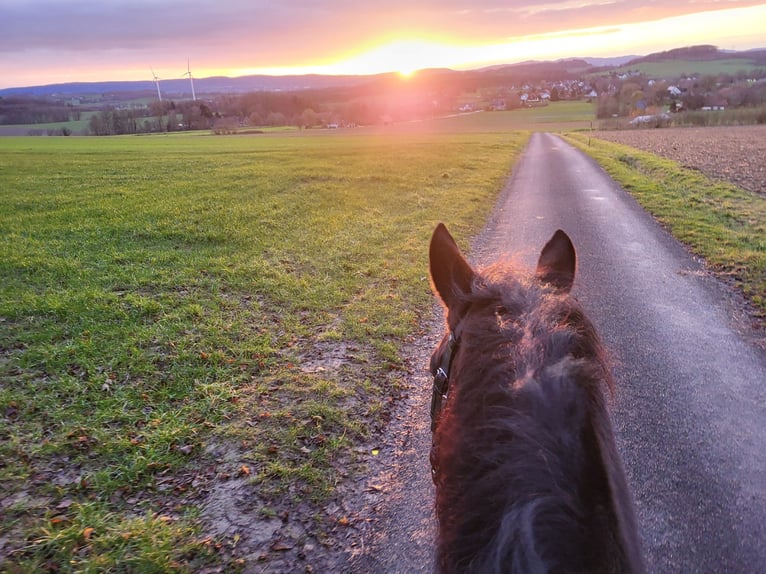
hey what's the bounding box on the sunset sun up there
[332,38,460,76]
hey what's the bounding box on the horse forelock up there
[461,261,613,395]
[434,262,618,573]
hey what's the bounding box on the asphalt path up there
[346,132,766,573]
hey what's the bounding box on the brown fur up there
[429,224,644,574]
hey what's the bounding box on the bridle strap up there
[430,331,458,432]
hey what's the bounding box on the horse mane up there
[433,261,636,573]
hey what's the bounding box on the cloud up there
[1,0,765,87]
[5,0,762,54]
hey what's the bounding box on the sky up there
[1,0,766,89]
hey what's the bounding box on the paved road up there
[347,132,766,573]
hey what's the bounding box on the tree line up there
[0,97,80,125]
[84,78,452,135]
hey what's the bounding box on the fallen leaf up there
[337,516,350,526]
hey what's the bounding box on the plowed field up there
[591,125,766,196]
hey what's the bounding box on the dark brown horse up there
[428,223,644,574]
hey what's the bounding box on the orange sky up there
[1,1,765,89]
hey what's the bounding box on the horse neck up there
[436,301,629,572]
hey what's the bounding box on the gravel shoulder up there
[590,125,766,196]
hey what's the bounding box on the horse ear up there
[429,223,475,320]
[536,230,576,293]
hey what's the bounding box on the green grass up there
[511,101,595,124]
[607,58,766,78]
[671,105,766,127]
[428,101,594,132]
[564,133,766,319]
[0,130,529,569]
[0,113,97,136]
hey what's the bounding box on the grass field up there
[607,58,766,78]
[0,113,98,136]
[433,102,595,132]
[0,100,595,137]
[0,130,528,570]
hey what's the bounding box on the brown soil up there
[590,125,766,196]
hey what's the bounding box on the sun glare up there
[340,39,458,76]
[229,4,766,80]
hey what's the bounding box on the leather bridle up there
[430,330,460,433]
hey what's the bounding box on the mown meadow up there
[0,128,529,570]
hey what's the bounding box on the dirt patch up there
[190,323,439,573]
[297,341,356,374]
[202,477,282,546]
[590,125,766,196]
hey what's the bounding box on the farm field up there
[454,101,595,132]
[608,58,766,78]
[0,131,528,570]
[0,100,596,137]
[0,113,98,136]
[589,125,766,195]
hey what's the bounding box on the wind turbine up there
[150,67,162,101]
[183,59,196,101]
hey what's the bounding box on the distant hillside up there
[0,74,380,98]
[630,45,721,63]
[477,59,595,80]
[1,45,764,99]
[628,44,766,66]
[582,55,638,67]
[610,45,766,78]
